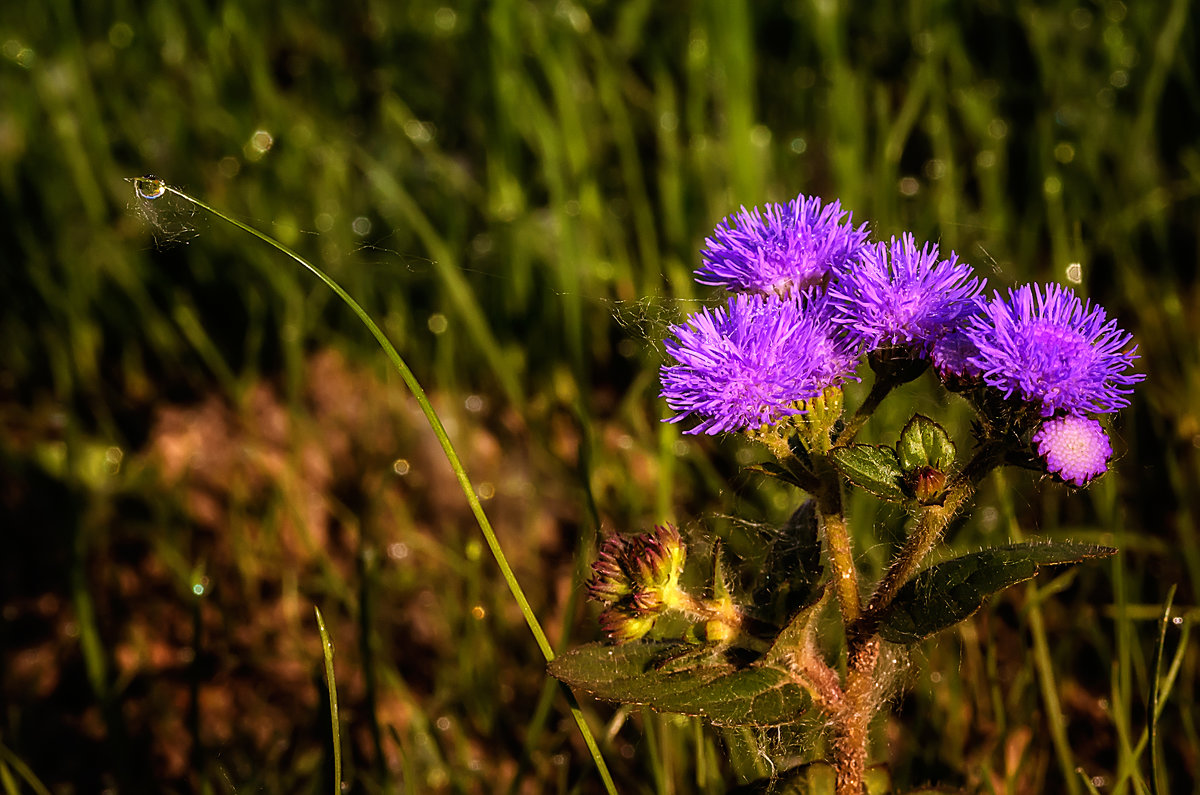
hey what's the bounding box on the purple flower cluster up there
[660,191,1144,480]
[828,233,984,353]
[696,195,868,295]
[966,283,1144,417]
[661,291,858,435]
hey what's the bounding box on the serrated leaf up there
[830,445,905,500]
[897,414,956,473]
[549,641,815,726]
[878,542,1116,644]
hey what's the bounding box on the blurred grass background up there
[1,0,1198,792]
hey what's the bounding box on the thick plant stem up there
[823,510,861,626]
[815,465,861,626]
[833,638,880,795]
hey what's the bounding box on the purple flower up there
[827,233,985,354]
[930,328,983,380]
[660,291,859,435]
[696,195,869,294]
[967,283,1144,416]
[1032,415,1113,486]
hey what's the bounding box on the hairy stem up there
[824,510,862,626]
[834,638,881,795]
[856,441,1005,635]
[815,462,861,626]
[859,484,972,631]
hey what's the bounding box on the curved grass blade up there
[137,177,617,793]
[0,740,53,795]
[315,607,342,795]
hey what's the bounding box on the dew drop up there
[134,175,166,200]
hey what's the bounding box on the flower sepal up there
[868,346,931,386]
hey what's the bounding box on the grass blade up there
[1148,585,1176,795]
[0,740,52,795]
[136,177,617,794]
[315,606,342,795]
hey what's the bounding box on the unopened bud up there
[642,524,686,589]
[909,465,947,504]
[586,540,635,603]
[630,589,665,614]
[587,525,689,643]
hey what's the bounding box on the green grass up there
[1,1,1198,792]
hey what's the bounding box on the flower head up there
[1033,415,1113,486]
[828,233,985,354]
[696,194,869,294]
[967,283,1144,416]
[587,526,688,644]
[661,291,860,435]
[587,526,686,605]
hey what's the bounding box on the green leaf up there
[878,542,1116,644]
[830,445,905,501]
[897,414,956,473]
[765,584,828,667]
[549,641,815,727]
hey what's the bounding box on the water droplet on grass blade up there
[134,175,166,200]
[127,175,198,246]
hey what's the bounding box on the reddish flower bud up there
[910,465,947,504]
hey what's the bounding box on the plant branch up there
[833,638,881,795]
[856,483,972,637]
[808,456,861,625]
